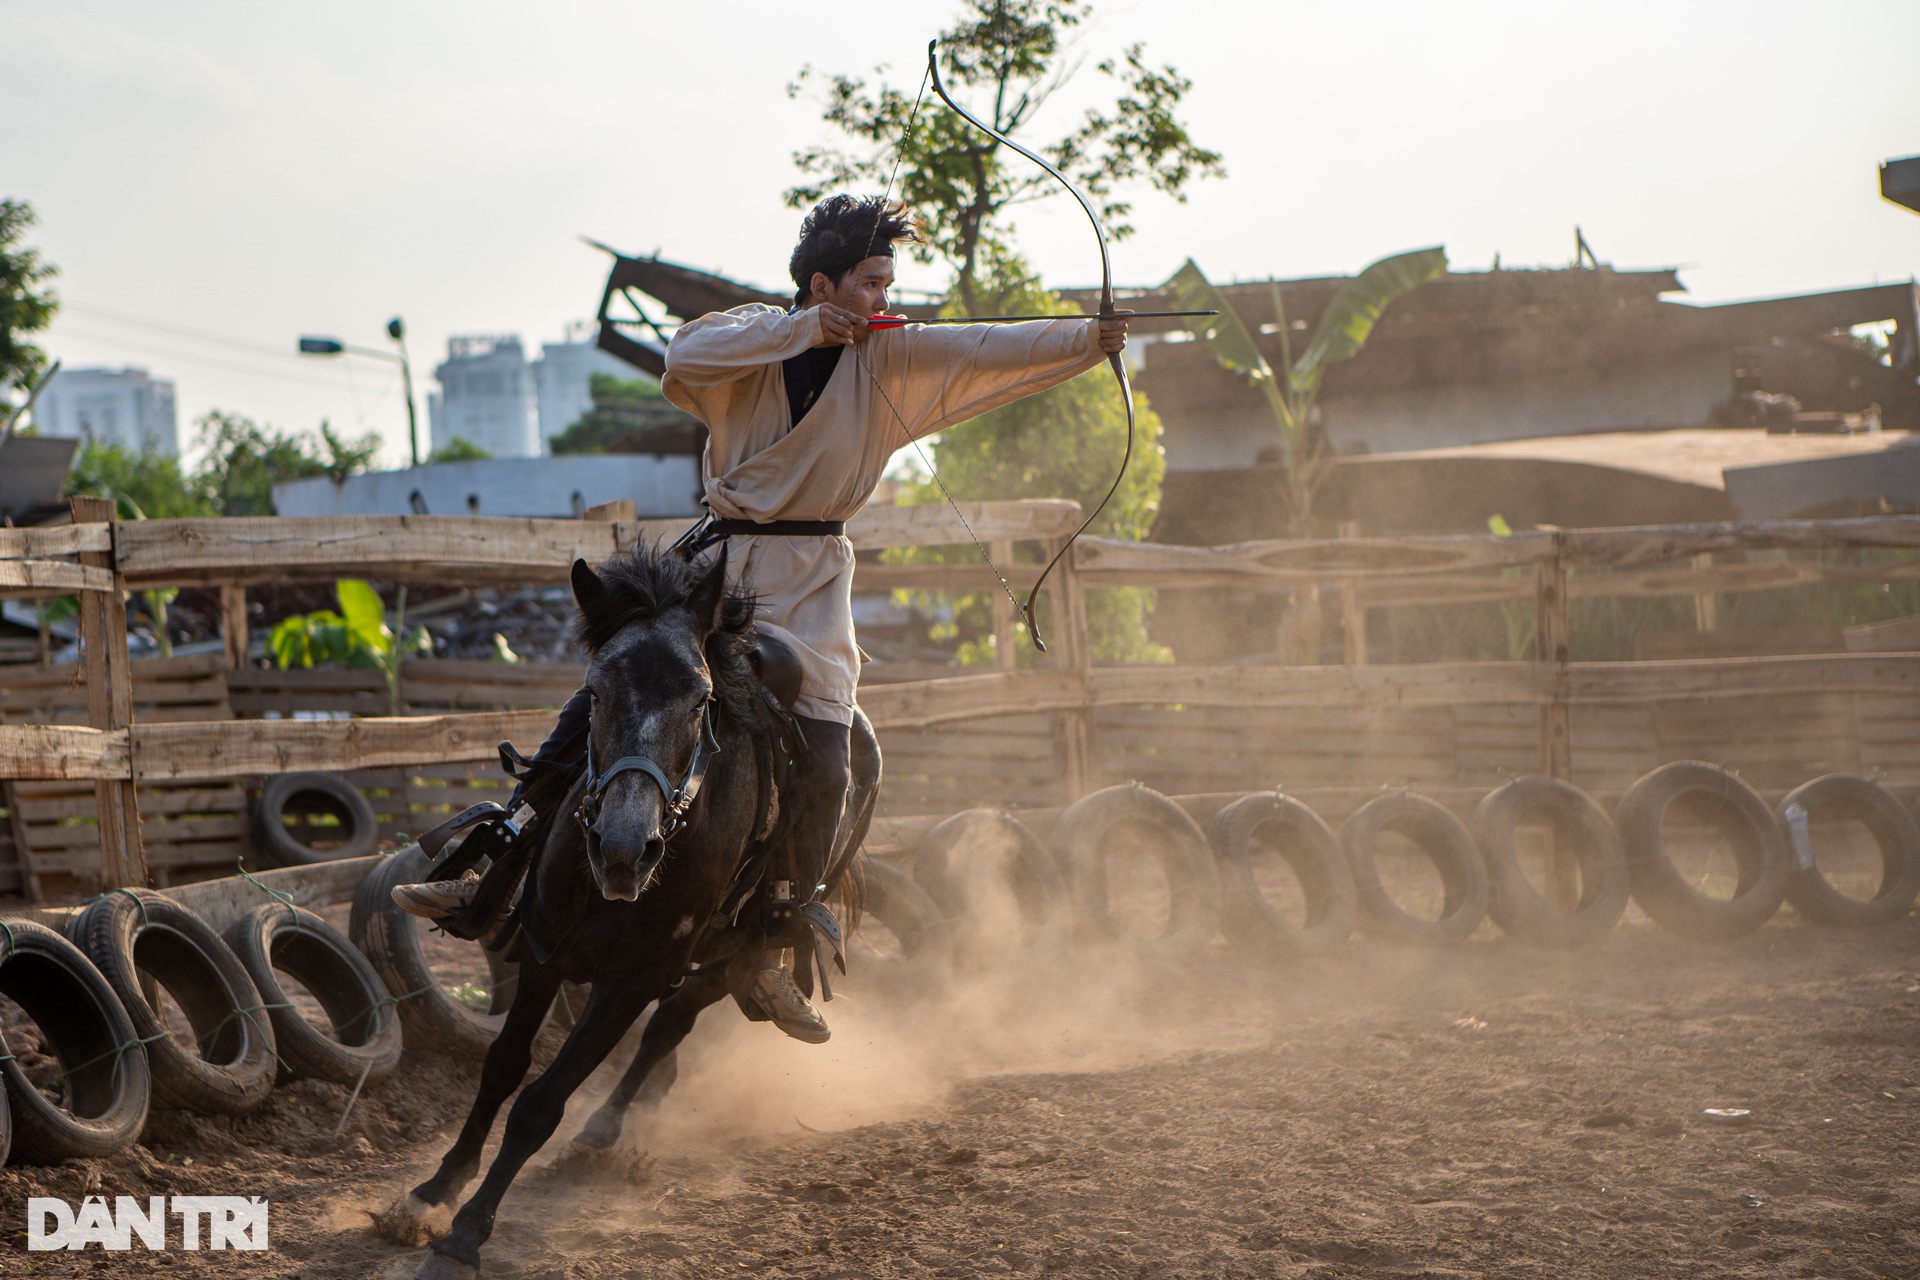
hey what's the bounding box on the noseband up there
[576,698,721,846]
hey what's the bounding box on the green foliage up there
[270,580,431,716]
[64,413,379,519]
[193,410,379,516]
[787,0,1223,310]
[550,373,689,456]
[428,436,492,463]
[0,198,58,404]
[65,442,218,518]
[1165,249,1446,535]
[889,254,1170,665]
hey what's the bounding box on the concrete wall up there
[271,455,702,519]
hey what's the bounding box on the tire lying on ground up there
[69,889,277,1115]
[848,857,952,975]
[253,772,380,867]
[1053,783,1223,965]
[0,918,151,1163]
[1205,793,1356,957]
[1472,776,1630,948]
[913,809,1070,962]
[349,845,506,1062]
[1342,793,1488,946]
[1614,762,1788,941]
[225,903,403,1087]
[1776,774,1920,927]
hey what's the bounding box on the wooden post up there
[1338,520,1368,665]
[70,495,148,889]
[1691,551,1717,632]
[220,584,249,668]
[1048,536,1096,802]
[1533,535,1572,781]
[583,499,636,523]
[1534,534,1575,908]
[990,539,1017,669]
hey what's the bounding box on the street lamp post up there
[297,317,423,467]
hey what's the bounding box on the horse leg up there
[571,966,731,1150]
[418,980,657,1279]
[381,959,562,1246]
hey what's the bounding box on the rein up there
[575,698,722,846]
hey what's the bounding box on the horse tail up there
[826,852,866,937]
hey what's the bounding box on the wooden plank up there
[128,710,556,782]
[1088,662,1552,710]
[860,670,1084,731]
[1535,542,1572,782]
[221,585,248,668]
[1566,654,1920,702]
[853,562,1045,592]
[845,500,1082,551]
[0,524,113,559]
[0,560,115,593]
[114,516,627,585]
[1073,530,1554,586]
[71,496,147,889]
[1561,516,1920,568]
[158,854,380,934]
[111,503,1084,586]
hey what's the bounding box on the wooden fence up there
[4,497,1920,898]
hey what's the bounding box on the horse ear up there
[690,544,728,635]
[571,558,605,613]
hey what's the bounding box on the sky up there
[5,0,1918,468]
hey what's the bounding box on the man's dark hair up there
[789,195,920,305]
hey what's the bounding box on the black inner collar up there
[782,344,843,428]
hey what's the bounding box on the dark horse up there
[389,543,878,1280]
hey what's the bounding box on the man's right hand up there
[814,304,870,347]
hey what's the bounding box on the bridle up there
[575,694,721,847]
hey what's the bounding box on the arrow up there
[865,309,1218,329]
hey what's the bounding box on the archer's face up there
[811,256,895,316]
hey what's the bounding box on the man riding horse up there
[393,192,1128,1041]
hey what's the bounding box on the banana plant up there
[1165,247,1447,537]
[269,579,429,714]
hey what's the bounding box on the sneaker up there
[391,874,480,921]
[748,968,831,1044]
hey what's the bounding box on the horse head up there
[568,544,737,902]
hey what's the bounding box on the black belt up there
[709,518,846,537]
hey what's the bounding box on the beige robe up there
[662,304,1105,724]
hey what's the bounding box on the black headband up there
[795,240,894,290]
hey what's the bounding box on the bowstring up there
[854,58,1028,626]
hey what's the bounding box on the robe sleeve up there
[663,305,821,393]
[874,318,1107,444]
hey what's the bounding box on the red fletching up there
[867,313,911,329]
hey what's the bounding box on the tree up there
[550,373,701,456]
[1166,249,1448,661]
[0,198,58,410]
[64,412,380,517]
[889,251,1170,664]
[787,0,1224,311]
[192,410,379,516]
[65,442,217,519]
[428,436,493,463]
[1166,250,1448,539]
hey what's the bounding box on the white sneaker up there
[391,874,479,921]
[749,968,831,1044]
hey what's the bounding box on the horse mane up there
[572,542,762,725]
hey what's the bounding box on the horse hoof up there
[371,1194,453,1247]
[571,1108,624,1151]
[414,1249,480,1280]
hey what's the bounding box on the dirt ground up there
[2,895,1916,1280]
